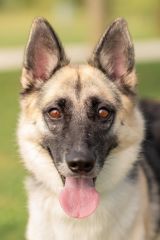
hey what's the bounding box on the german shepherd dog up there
[18,17,160,240]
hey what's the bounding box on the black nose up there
[66,151,95,174]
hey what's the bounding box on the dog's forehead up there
[41,65,118,106]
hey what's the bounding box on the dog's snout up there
[66,152,95,174]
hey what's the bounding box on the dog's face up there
[18,18,144,196]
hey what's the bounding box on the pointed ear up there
[22,17,69,89]
[89,18,135,86]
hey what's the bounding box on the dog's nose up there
[66,152,95,174]
[68,159,94,173]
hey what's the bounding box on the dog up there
[17,17,160,240]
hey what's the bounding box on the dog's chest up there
[38,209,118,240]
[28,196,109,240]
[52,220,107,240]
[27,181,140,240]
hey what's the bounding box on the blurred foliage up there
[0,0,160,47]
[0,0,81,9]
[109,0,160,38]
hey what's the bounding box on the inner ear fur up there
[89,18,136,89]
[21,17,69,89]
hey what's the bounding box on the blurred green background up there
[0,0,160,46]
[0,1,160,239]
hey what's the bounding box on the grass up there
[0,70,26,240]
[137,62,160,99]
[0,62,160,239]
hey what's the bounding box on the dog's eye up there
[48,108,62,119]
[98,108,110,119]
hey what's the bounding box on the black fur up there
[42,96,118,176]
[140,99,160,186]
[140,99,160,232]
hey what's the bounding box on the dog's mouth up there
[60,174,97,185]
[57,167,99,219]
[59,176,99,219]
[46,146,99,218]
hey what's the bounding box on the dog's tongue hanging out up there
[59,177,99,218]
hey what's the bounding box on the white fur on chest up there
[26,178,141,240]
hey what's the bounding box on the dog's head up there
[18,17,144,217]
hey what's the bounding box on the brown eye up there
[98,108,110,119]
[48,108,62,119]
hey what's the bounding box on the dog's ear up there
[22,17,68,89]
[89,18,135,88]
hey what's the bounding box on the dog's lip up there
[60,175,66,185]
[60,174,97,185]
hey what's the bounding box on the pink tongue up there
[59,177,99,219]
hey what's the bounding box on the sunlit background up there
[0,1,160,239]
